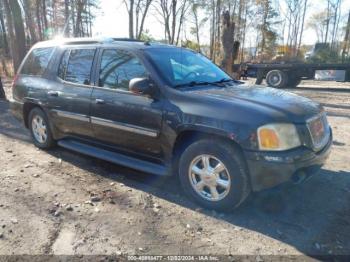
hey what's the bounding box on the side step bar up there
[57,139,169,176]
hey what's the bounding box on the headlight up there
[257,123,301,151]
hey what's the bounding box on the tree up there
[124,0,153,39]
[0,0,10,56]
[190,2,207,52]
[221,11,235,74]
[3,0,26,72]
[282,0,309,57]
[124,0,135,38]
[22,0,38,44]
[308,11,328,42]
[156,0,189,45]
[135,0,153,39]
[256,0,278,58]
[342,10,350,62]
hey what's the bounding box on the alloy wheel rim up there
[188,154,231,202]
[32,115,47,144]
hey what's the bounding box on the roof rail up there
[62,37,145,45]
[111,38,144,42]
[61,37,107,45]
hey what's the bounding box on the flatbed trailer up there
[239,63,350,88]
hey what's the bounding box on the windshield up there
[144,48,231,87]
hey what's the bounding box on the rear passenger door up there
[48,48,96,138]
[90,48,163,158]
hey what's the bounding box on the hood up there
[185,84,322,123]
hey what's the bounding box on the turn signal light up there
[258,128,280,149]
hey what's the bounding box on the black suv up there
[11,38,332,210]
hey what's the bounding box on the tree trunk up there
[137,0,152,39]
[215,0,221,61]
[128,0,135,39]
[71,1,76,35]
[325,0,330,43]
[260,0,269,54]
[193,7,201,52]
[42,0,48,34]
[342,11,350,62]
[75,0,85,37]
[331,0,341,49]
[8,0,26,72]
[0,1,10,56]
[240,3,248,63]
[221,11,235,75]
[209,0,216,60]
[175,0,187,45]
[170,0,177,44]
[297,0,308,53]
[22,0,37,44]
[64,0,70,36]
[35,0,43,40]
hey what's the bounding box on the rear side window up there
[58,49,95,85]
[20,47,54,76]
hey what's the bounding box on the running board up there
[57,139,169,176]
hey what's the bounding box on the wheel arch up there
[171,129,245,172]
[23,102,44,128]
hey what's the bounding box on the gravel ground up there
[0,78,349,257]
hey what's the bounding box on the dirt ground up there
[0,78,349,257]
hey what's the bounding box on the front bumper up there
[244,130,333,191]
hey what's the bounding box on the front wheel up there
[178,139,250,211]
[28,107,56,149]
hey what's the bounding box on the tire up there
[266,70,288,88]
[255,69,264,85]
[28,107,56,149]
[178,139,250,211]
[287,77,301,88]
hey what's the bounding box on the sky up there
[93,0,350,46]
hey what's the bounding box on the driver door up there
[90,48,164,159]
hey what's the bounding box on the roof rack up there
[33,37,149,49]
[112,38,144,42]
[59,37,145,45]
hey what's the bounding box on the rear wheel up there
[266,70,288,88]
[287,77,301,88]
[28,107,55,149]
[178,139,250,211]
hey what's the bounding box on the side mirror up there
[129,77,154,96]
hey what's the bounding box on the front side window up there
[21,47,54,76]
[58,49,95,85]
[99,49,148,91]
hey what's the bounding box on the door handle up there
[95,98,105,104]
[48,91,59,97]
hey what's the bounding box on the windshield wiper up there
[217,78,245,85]
[174,81,211,88]
[174,78,241,89]
[213,78,244,84]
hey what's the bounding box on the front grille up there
[306,113,330,150]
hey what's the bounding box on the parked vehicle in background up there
[241,62,350,88]
[10,38,332,211]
